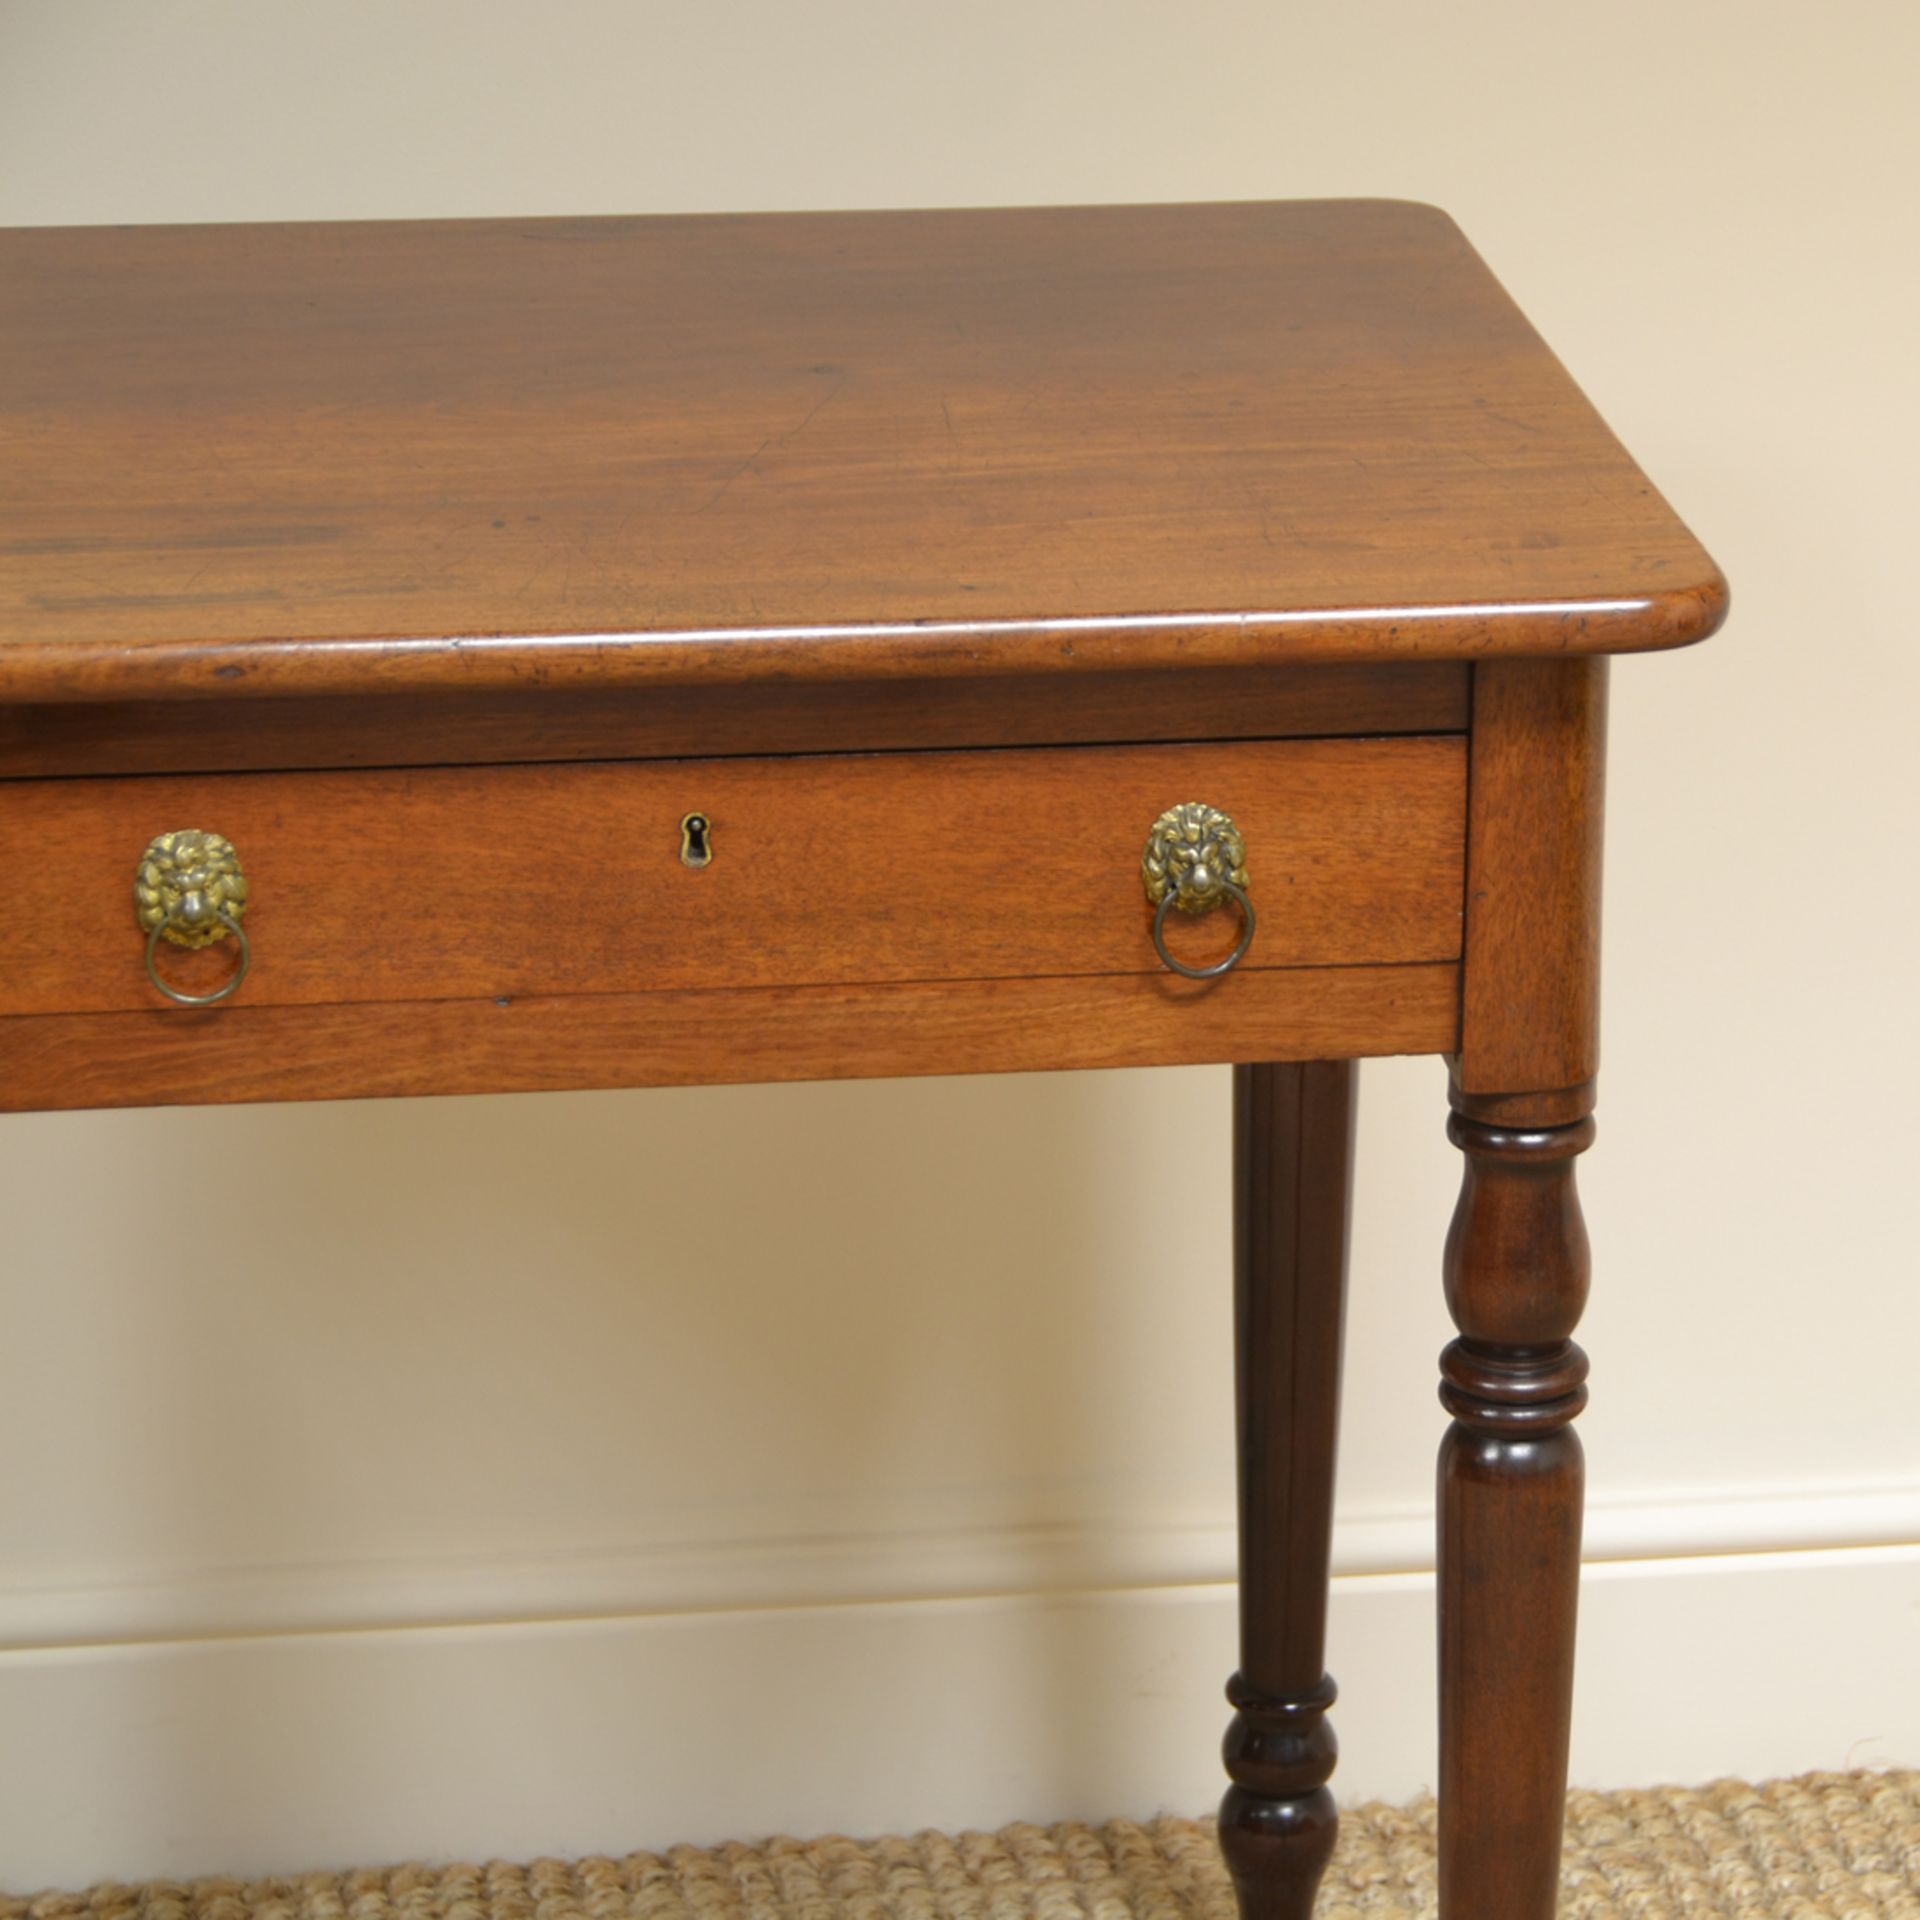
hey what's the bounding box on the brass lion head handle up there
[134,829,251,1006]
[1141,802,1256,980]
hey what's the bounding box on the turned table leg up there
[1220,1059,1356,1920]
[1436,1089,1594,1917]
[1435,653,1609,1916]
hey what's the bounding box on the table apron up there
[0,963,1462,1111]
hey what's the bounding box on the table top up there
[0,200,1723,705]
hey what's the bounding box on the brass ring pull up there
[144,908,251,1006]
[134,830,251,1008]
[1142,801,1257,981]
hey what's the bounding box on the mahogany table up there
[0,201,1724,1917]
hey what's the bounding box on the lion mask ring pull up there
[134,830,252,1007]
[1141,802,1256,981]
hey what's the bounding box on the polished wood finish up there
[0,964,1458,1114]
[1438,1094,1595,1920]
[1457,659,1608,1112]
[0,203,1724,707]
[1441,650,1613,1916]
[0,200,1727,1916]
[0,736,1465,1018]
[0,662,1469,779]
[1221,1061,1356,1920]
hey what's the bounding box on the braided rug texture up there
[6,1772,1917,1920]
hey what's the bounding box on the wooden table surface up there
[0,200,1723,702]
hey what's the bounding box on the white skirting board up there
[0,1543,1914,1895]
[5,1480,1918,1649]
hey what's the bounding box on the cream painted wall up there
[1,0,1916,1890]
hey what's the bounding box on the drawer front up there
[0,737,1465,1018]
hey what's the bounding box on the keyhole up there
[679,812,713,868]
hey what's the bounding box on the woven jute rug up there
[6,1772,1917,1920]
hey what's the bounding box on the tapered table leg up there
[1220,1059,1357,1920]
[1436,1088,1595,1919]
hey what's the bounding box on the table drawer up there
[0,737,1464,1018]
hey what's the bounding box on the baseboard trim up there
[1346,1475,1920,1573]
[2,1477,1916,1651]
[1,1544,1914,1892]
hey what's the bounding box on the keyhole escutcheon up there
[679,812,714,868]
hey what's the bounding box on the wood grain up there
[2,737,1466,1018]
[0,202,1725,705]
[0,662,1469,779]
[0,964,1458,1113]
[1455,658,1608,1106]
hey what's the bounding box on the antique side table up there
[0,202,1724,1918]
